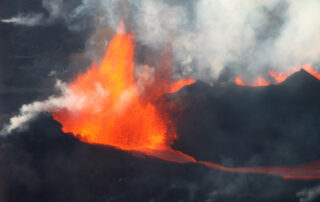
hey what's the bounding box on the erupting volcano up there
[52,23,320,180]
[52,23,195,160]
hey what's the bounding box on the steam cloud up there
[3,0,320,79]
[0,80,109,135]
[2,0,320,133]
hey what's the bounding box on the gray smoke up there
[1,13,44,26]
[3,0,320,133]
[3,0,320,80]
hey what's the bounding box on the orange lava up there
[235,65,320,86]
[52,24,194,152]
[235,77,246,86]
[269,71,289,83]
[252,77,270,87]
[198,159,320,180]
[169,78,195,93]
[302,64,320,79]
[235,76,271,87]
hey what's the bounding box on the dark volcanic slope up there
[169,69,320,166]
[1,69,320,202]
[1,115,318,202]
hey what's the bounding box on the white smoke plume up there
[3,0,320,133]
[1,13,44,26]
[0,80,109,135]
[4,0,320,78]
[97,0,320,80]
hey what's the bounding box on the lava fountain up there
[52,23,195,161]
[52,23,320,180]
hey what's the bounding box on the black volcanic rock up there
[2,71,320,202]
[1,116,205,202]
[170,69,320,167]
[0,115,317,202]
[281,68,320,87]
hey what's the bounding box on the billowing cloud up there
[3,0,320,132]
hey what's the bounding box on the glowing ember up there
[52,24,194,152]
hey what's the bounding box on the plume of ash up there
[0,80,109,135]
[1,14,44,26]
[297,184,320,202]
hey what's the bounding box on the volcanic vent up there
[52,23,196,162]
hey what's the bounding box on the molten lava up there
[301,64,320,79]
[52,25,194,152]
[52,23,320,181]
[235,65,320,86]
[235,77,245,86]
[235,76,271,87]
[252,77,269,87]
[269,71,290,83]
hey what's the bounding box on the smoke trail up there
[0,80,108,135]
[1,14,44,26]
[3,0,320,132]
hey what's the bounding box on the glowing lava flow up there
[235,77,245,86]
[269,71,291,83]
[252,77,269,87]
[301,64,320,79]
[52,24,194,155]
[235,76,271,87]
[235,65,320,86]
[52,24,320,181]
